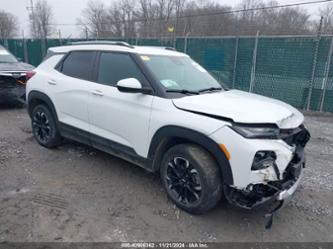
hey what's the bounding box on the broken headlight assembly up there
[231,124,279,139]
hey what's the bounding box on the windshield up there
[0,48,18,63]
[140,55,223,93]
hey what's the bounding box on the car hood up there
[172,90,304,129]
[0,62,35,72]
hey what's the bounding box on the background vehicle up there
[0,45,34,106]
[26,41,310,214]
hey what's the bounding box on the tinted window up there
[98,52,146,86]
[61,51,95,81]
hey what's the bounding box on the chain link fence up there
[1,35,332,113]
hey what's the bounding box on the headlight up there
[231,124,279,139]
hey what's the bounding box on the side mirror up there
[117,78,152,94]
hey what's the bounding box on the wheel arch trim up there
[27,90,58,122]
[148,125,234,185]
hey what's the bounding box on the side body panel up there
[147,97,229,157]
[26,54,91,133]
[88,82,154,156]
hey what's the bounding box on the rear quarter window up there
[60,51,95,81]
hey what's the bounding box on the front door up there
[88,52,154,157]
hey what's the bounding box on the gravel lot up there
[0,104,332,242]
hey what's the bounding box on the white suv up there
[26,41,310,214]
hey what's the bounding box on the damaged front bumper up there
[224,155,305,210]
[277,168,303,202]
[222,126,310,210]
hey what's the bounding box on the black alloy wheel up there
[166,156,202,205]
[31,104,62,148]
[160,144,223,214]
[33,110,51,144]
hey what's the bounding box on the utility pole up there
[85,27,89,40]
[27,0,35,37]
[58,29,62,43]
[27,0,35,16]
[22,30,29,63]
[30,0,34,13]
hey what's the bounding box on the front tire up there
[160,144,222,214]
[31,104,62,148]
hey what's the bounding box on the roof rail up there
[138,45,177,51]
[164,47,176,51]
[69,41,134,49]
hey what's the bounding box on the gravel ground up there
[0,105,332,242]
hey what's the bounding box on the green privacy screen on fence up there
[1,36,332,113]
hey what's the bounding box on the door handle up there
[92,90,104,96]
[48,79,57,85]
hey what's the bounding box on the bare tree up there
[29,0,54,39]
[174,0,186,36]
[78,0,136,39]
[180,1,235,36]
[138,0,158,38]
[77,0,110,38]
[274,7,310,35]
[234,0,311,35]
[319,4,333,34]
[78,0,314,39]
[238,0,263,22]
[108,2,124,37]
[114,0,137,38]
[156,0,175,36]
[254,1,310,35]
[0,10,18,39]
[235,0,264,35]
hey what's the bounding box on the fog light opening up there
[251,151,277,171]
[245,184,254,192]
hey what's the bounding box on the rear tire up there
[31,104,62,148]
[160,144,222,214]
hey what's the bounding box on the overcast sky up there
[1,0,331,38]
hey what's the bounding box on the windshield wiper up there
[166,89,200,95]
[198,87,223,93]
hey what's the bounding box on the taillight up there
[26,71,36,81]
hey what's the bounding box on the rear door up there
[88,52,154,157]
[49,51,96,135]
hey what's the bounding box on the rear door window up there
[61,51,95,81]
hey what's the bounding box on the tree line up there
[76,0,314,38]
[1,0,333,40]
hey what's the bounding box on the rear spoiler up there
[43,48,66,61]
